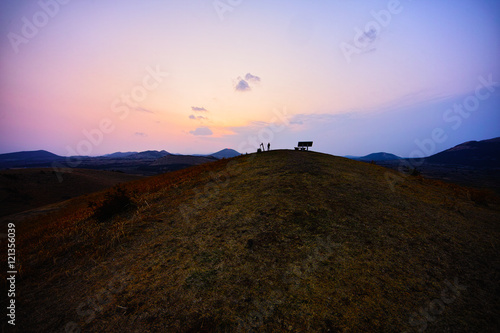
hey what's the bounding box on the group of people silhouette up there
[258,142,271,153]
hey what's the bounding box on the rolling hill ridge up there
[425,137,500,167]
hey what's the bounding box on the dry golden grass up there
[0,168,144,217]
[2,150,499,332]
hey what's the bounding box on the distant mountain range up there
[0,148,241,174]
[344,137,499,167]
[102,152,138,158]
[101,148,241,160]
[124,150,171,160]
[1,137,498,172]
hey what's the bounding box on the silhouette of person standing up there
[267,143,270,151]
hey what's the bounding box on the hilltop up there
[4,150,499,332]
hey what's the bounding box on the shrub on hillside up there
[410,168,421,176]
[88,186,136,222]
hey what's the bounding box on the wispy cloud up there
[189,114,208,120]
[235,79,251,92]
[235,72,261,92]
[134,132,148,137]
[357,28,378,53]
[245,73,261,83]
[191,106,208,112]
[190,127,213,136]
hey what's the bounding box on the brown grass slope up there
[151,155,217,166]
[3,150,500,332]
[0,168,143,217]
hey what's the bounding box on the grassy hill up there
[0,168,143,217]
[3,150,499,332]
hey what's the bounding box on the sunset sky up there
[1,0,499,157]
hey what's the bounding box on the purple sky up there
[1,0,499,157]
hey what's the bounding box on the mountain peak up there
[0,150,62,164]
[355,152,401,161]
[210,148,241,159]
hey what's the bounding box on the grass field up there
[0,168,143,217]
[2,150,499,332]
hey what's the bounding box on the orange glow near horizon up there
[0,1,499,156]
